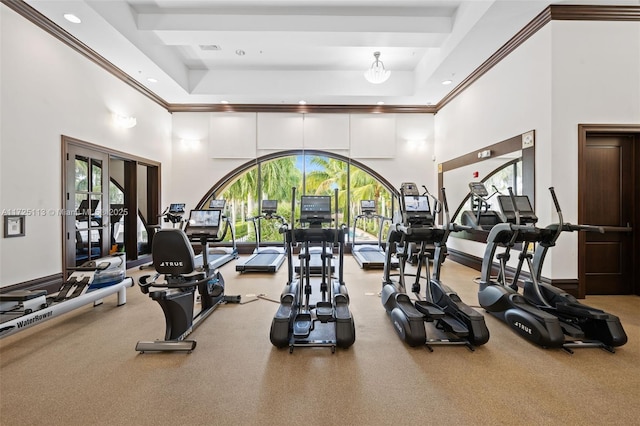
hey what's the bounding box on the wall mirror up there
[438,131,535,242]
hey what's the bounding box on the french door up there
[63,142,110,274]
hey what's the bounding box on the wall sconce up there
[405,139,427,153]
[180,139,200,150]
[112,113,137,129]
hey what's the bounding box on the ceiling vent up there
[199,45,221,51]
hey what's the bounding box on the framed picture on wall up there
[4,215,25,238]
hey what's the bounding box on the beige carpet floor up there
[1,256,638,426]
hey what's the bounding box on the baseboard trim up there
[447,249,580,298]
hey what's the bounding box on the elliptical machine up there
[478,188,566,349]
[501,187,627,352]
[135,209,241,353]
[381,183,489,351]
[270,188,355,352]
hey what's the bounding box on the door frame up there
[62,136,162,276]
[578,124,640,297]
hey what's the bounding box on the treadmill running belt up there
[360,251,384,261]
[245,253,280,265]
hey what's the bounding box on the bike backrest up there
[152,229,197,275]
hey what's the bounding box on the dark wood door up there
[581,133,634,295]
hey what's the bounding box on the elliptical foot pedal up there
[293,313,312,338]
[414,300,445,319]
[436,316,469,337]
[316,301,333,322]
[559,321,585,339]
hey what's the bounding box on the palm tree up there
[261,156,301,205]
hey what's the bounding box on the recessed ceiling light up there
[146,77,158,83]
[298,100,306,105]
[220,100,229,104]
[442,80,453,85]
[377,101,385,105]
[235,49,245,56]
[200,45,221,51]
[63,13,81,24]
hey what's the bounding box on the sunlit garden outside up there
[202,152,394,246]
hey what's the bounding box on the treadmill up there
[294,196,338,276]
[351,200,398,269]
[189,199,238,269]
[236,200,287,273]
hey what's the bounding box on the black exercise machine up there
[478,187,627,352]
[381,182,489,350]
[351,200,398,269]
[496,187,626,352]
[235,200,287,273]
[270,188,355,352]
[135,209,240,353]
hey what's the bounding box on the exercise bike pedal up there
[293,313,313,338]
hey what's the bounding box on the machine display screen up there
[361,200,375,212]
[404,196,430,213]
[469,182,488,197]
[497,195,534,215]
[300,196,331,219]
[209,199,226,210]
[169,203,185,213]
[262,200,277,213]
[187,210,221,228]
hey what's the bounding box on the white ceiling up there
[25,0,640,106]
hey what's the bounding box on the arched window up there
[197,150,397,246]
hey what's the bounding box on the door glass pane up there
[91,159,102,192]
[73,155,104,264]
[75,157,88,192]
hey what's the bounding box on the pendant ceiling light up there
[364,51,390,84]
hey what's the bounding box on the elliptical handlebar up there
[290,186,297,246]
[423,185,441,214]
[548,187,564,243]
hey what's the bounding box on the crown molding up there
[550,4,640,21]
[167,103,437,114]
[3,1,639,114]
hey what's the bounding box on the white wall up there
[549,20,640,278]
[0,5,173,287]
[170,112,436,211]
[435,20,640,280]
